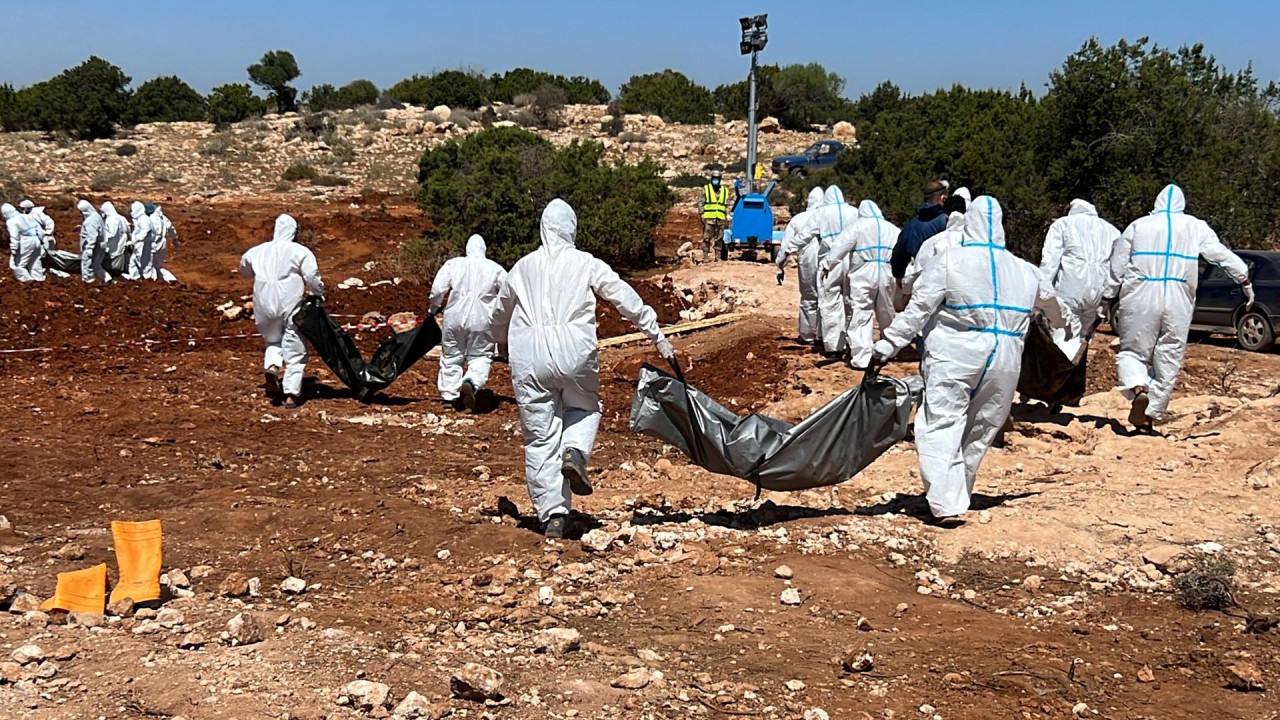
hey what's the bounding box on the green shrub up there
[489,68,610,105]
[601,115,624,136]
[669,173,706,188]
[248,50,301,113]
[617,131,648,144]
[198,132,237,156]
[0,83,17,132]
[207,84,268,126]
[281,163,318,181]
[0,172,23,206]
[714,63,852,130]
[306,79,378,112]
[617,70,714,125]
[398,237,456,282]
[116,143,139,157]
[388,70,489,109]
[513,84,566,130]
[313,174,351,187]
[414,127,674,269]
[129,76,207,123]
[8,57,131,139]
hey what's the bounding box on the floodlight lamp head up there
[754,14,768,30]
[740,41,752,55]
[739,17,752,31]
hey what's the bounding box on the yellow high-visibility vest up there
[702,184,730,220]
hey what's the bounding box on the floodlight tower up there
[739,14,768,194]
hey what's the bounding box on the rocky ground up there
[0,119,1277,720]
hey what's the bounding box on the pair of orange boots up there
[39,520,163,614]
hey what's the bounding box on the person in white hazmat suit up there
[100,202,130,280]
[239,214,325,408]
[5,203,46,282]
[1039,199,1121,361]
[76,200,105,283]
[802,186,857,355]
[19,200,56,252]
[1107,184,1252,430]
[822,199,901,368]
[127,201,157,280]
[872,196,1064,524]
[493,199,676,538]
[149,206,178,281]
[429,234,507,410]
[773,187,825,345]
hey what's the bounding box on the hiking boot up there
[1128,388,1151,428]
[264,369,282,399]
[929,515,966,529]
[544,516,566,539]
[562,448,593,496]
[459,380,477,412]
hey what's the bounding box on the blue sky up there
[5,1,1278,98]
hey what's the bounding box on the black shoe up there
[544,516,566,539]
[283,395,300,409]
[562,448,593,496]
[1128,390,1150,429]
[264,371,282,399]
[459,380,477,412]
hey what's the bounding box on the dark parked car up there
[1192,250,1280,351]
[770,140,844,177]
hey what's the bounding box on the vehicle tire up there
[719,240,728,262]
[789,167,807,179]
[1236,310,1275,352]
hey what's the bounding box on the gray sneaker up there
[1128,389,1151,429]
[544,516,566,539]
[459,380,477,412]
[562,448,593,496]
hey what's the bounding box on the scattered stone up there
[35,661,57,679]
[758,116,781,134]
[450,662,504,701]
[534,627,582,655]
[842,651,874,673]
[1072,702,1090,717]
[774,565,793,579]
[392,691,443,719]
[803,709,830,720]
[1137,664,1155,683]
[780,588,802,606]
[832,121,856,140]
[190,565,214,579]
[280,576,307,594]
[163,569,191,589]
[580,529,613,553]
[50,646,77,662]
[67,611,105,628]
[0,661,32,683]
[218,573,250,597]
[537,586,554,606]
[247,577,262,596]
[226,612,264,646]
[1225,662,1264,692]
[341,680,392,711]
[856,616,873,632]
[612,668,657,690]
[784,679,807,692]
[1023,575,1043,592]
[177,634,209,649]
[8,593,42,614]
[920,705,936,715]
[157,608,185,628]
[52,543,86,560]
[12,645,44,665]
[107,597,136,617]
[22,610,48,627]
[1142,545,1193,574]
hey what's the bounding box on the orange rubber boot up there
[41,563,109,614]
[109,520,163,604]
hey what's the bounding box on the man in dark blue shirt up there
[890,180,950,280]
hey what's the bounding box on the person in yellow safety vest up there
[701,170,730,261]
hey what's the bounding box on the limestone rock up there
[280,576,307,594]
[392,691,443,719]
[1225,662,1264,691]
[612,668,658,690]
[227,612,264,646]
[218,572,250,597]
[8,593,42,614]
[450,662,504,701]
[780,588,802,606]
[1142,545,1193,574]
[832,121,856,141]
[341,680,392,711]
[759,116,781,134]
[11,645,44,665]
[774,565,793,579]
[534,627,582,655]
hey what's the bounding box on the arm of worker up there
[237,249,256,279]
[876,251,950,357]
[166,224,179,249]
[490,277,516,347]
[591,259,673,358]
[822,224,860,273]
[428,259,455,316]
[1198,226,1253,307]
[1034,269,1066,330]
[300,249,325,301]
[9,226,18,271]
[1039,220,1066,286]
[1105,223,1136,300]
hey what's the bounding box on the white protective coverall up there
[824,200,902,367]
[429,234,508,401]
[1040,200,1121,359]
[150,207,178,281]
[77,200,105,283]
[1109,184,1249,421]
[5,203,46,282]
[874,196,1063,518]
[773,187,825,343]
[238,214,325,397]
[127,202,158,280]
[808,186,857,353]
[494,200,672,523]
[20,201,56,252]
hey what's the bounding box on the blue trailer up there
[722,179,784,261]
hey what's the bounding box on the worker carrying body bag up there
[630,360,922,493]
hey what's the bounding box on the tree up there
[489,68,610,105]
[617,70,715,124]
[414,127,673,268]
[387,70,489,109]
[715,63,850,130]
[388,75,433,106]
[0,83,17,131]
[248,50,301,113]
[304,79,378,112]
[11,57,132,138]
[129,76,207,123]
[207,83,268,126]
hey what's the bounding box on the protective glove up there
[819,260,833,278]
[871,339,896,362]
[655,337,676,361]
[776,269,784,286]
[1243,282,1255,310]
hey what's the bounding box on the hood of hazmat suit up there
[493,199,667,523]
[430,233,508,332]
[877,196,1063,517]
[77,199,103,248]
[238,214,325,327]
[99,202,129,256]
[1109,184,1249,420]
[1040,199,1121,312]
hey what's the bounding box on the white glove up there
[820,260,833,278]
[656,337,676,361]
[872,340,896,362]
[1243,283,1255,310]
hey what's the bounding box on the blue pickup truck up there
[770,140,845,177]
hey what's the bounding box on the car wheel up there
[789,167,807,179]
[1236,310,1275,352]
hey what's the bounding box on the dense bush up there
[129,76,207,123]
[0,84,20,131]
[281,163,318,181]
[248,50,301,113]
[513,84,567,129]
[714,63,852,130]
[388,70,488,109]
[116,143,139,157]
[617,70,715,125]
[206,83,269,126]
[305,79,378,111]
[414,127,674,268]
[489,68,610,105]
[6,57,131,138]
